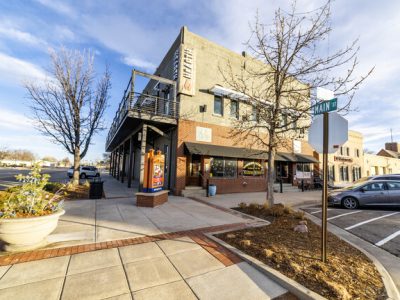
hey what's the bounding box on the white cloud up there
[35,0,75,16]
[0,52,47,84]
[0,107,32,131]
[0,26,47,48]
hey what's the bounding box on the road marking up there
[345,212,400,230]
[375,230,400,246]
[310,208,332,214]
[327,210,362,221]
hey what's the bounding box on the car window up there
[387,181,400,190]
[387,176,400,181]
[364,182,385,191]
[82,167,90,171]
[375,177,389,180]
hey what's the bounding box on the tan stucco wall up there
[364,153,400,176]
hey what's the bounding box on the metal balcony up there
[106,70,178,150]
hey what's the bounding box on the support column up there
[116,146,121,180]
[121,142,127,183]
[139,125,147,192]
[109,151,113,175]
[128,136,135,188]
[112,151,117,177]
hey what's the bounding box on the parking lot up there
[0,167,69,190]
[302,206,400,257]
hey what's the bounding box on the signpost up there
[309,95,348,263]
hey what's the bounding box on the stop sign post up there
[309,100,348,263]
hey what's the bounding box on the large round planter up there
[0,209,65,252]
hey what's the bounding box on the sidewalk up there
[195,190,321,209]
[0,236,289,300]
[0,177,292,299]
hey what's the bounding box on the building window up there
[355,149,360,157]
[210,157,237,178]
[242,159,264,176]
[280,113,288,128]
[251,105,259,121]
[230,100,239,119]
[346,147,350,156]
[352,166,361,181]
[340,166,349,181]
[214,95,223,115]
[328,165,335,182]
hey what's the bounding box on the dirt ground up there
[217,204,387,300]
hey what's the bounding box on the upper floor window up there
[214,95,223,116]
[230,100,239,119]
[355,148,360,157]
[250,105,259,121]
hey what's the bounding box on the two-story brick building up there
[106,26,318,195]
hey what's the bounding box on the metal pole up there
[321,112,329,263]
[280,178,283,193]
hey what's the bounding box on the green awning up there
[184,142,319,163]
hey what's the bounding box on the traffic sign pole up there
[321,112,329,263]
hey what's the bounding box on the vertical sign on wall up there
[178,46,196,96]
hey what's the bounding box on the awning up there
[276,152,319,163]
[185,142,268,159]
[184,142,319,163]
[209,85,250,101]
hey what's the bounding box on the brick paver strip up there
[0,222,247,267]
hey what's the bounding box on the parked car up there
[354,174,400,183]
[328,180,400,209]
[67,166,100,179]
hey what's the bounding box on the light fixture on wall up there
[199,104,207,113]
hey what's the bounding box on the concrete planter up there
[0,209,65,252]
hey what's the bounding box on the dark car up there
[328,180,400,209]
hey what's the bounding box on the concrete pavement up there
[0,236,288,300]
[196,190,321,209]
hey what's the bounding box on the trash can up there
[208,184,217,197]
[89,178,104,199]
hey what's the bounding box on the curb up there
[305,212,400,300]
[205,232,326,300]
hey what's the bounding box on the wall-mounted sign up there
[334,156,353,163]
[196,127,212,142]
[243,161,264,176]
[293,140,302,154]
[178,46,196,96]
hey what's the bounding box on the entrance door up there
[187,154,202,186]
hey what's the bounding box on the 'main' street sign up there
[313,98,337,115]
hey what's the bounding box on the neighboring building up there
[316,130,364,186]
[106,26,317,195]
[0,159,33,167]
[366,142,400,175]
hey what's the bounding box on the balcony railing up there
[106,75,179,148]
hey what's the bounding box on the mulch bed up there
[216,206,387,300]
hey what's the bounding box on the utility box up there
[89,178,104,199]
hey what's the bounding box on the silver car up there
[328,180,400,209]
[67,166,100,179]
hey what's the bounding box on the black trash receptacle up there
[89,178,104,199]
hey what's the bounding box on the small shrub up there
[293,211,305,220]
[248,202,260,210]
[0,164,64,218]
[238,202,247,209]
[5,185,21,193]
[44,182,64,193]
[240,239,251,247]
[283,205,293,214]
[270,205,285,217]
[83,180,90,188]
[263,248,274,257]
[226,233,236,239]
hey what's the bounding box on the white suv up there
[68,166,100,179]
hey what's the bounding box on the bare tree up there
[220,1,373,206]
[25,48,111,185]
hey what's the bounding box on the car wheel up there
[80,173,86,179]
[342,197,359,209]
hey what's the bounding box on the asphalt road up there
[302,205,400,257]
[0,167,70,190]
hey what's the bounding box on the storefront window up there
[210,157,237,178]
[340,166,349,181]
[296,163,311,179]
[242,159,264,176]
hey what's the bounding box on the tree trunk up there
[266,147,276,207]
[72,147,80,185]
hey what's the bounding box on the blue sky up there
[0,0,399,161]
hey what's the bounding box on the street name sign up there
[308,112,348,154]
[313,98,337,115]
